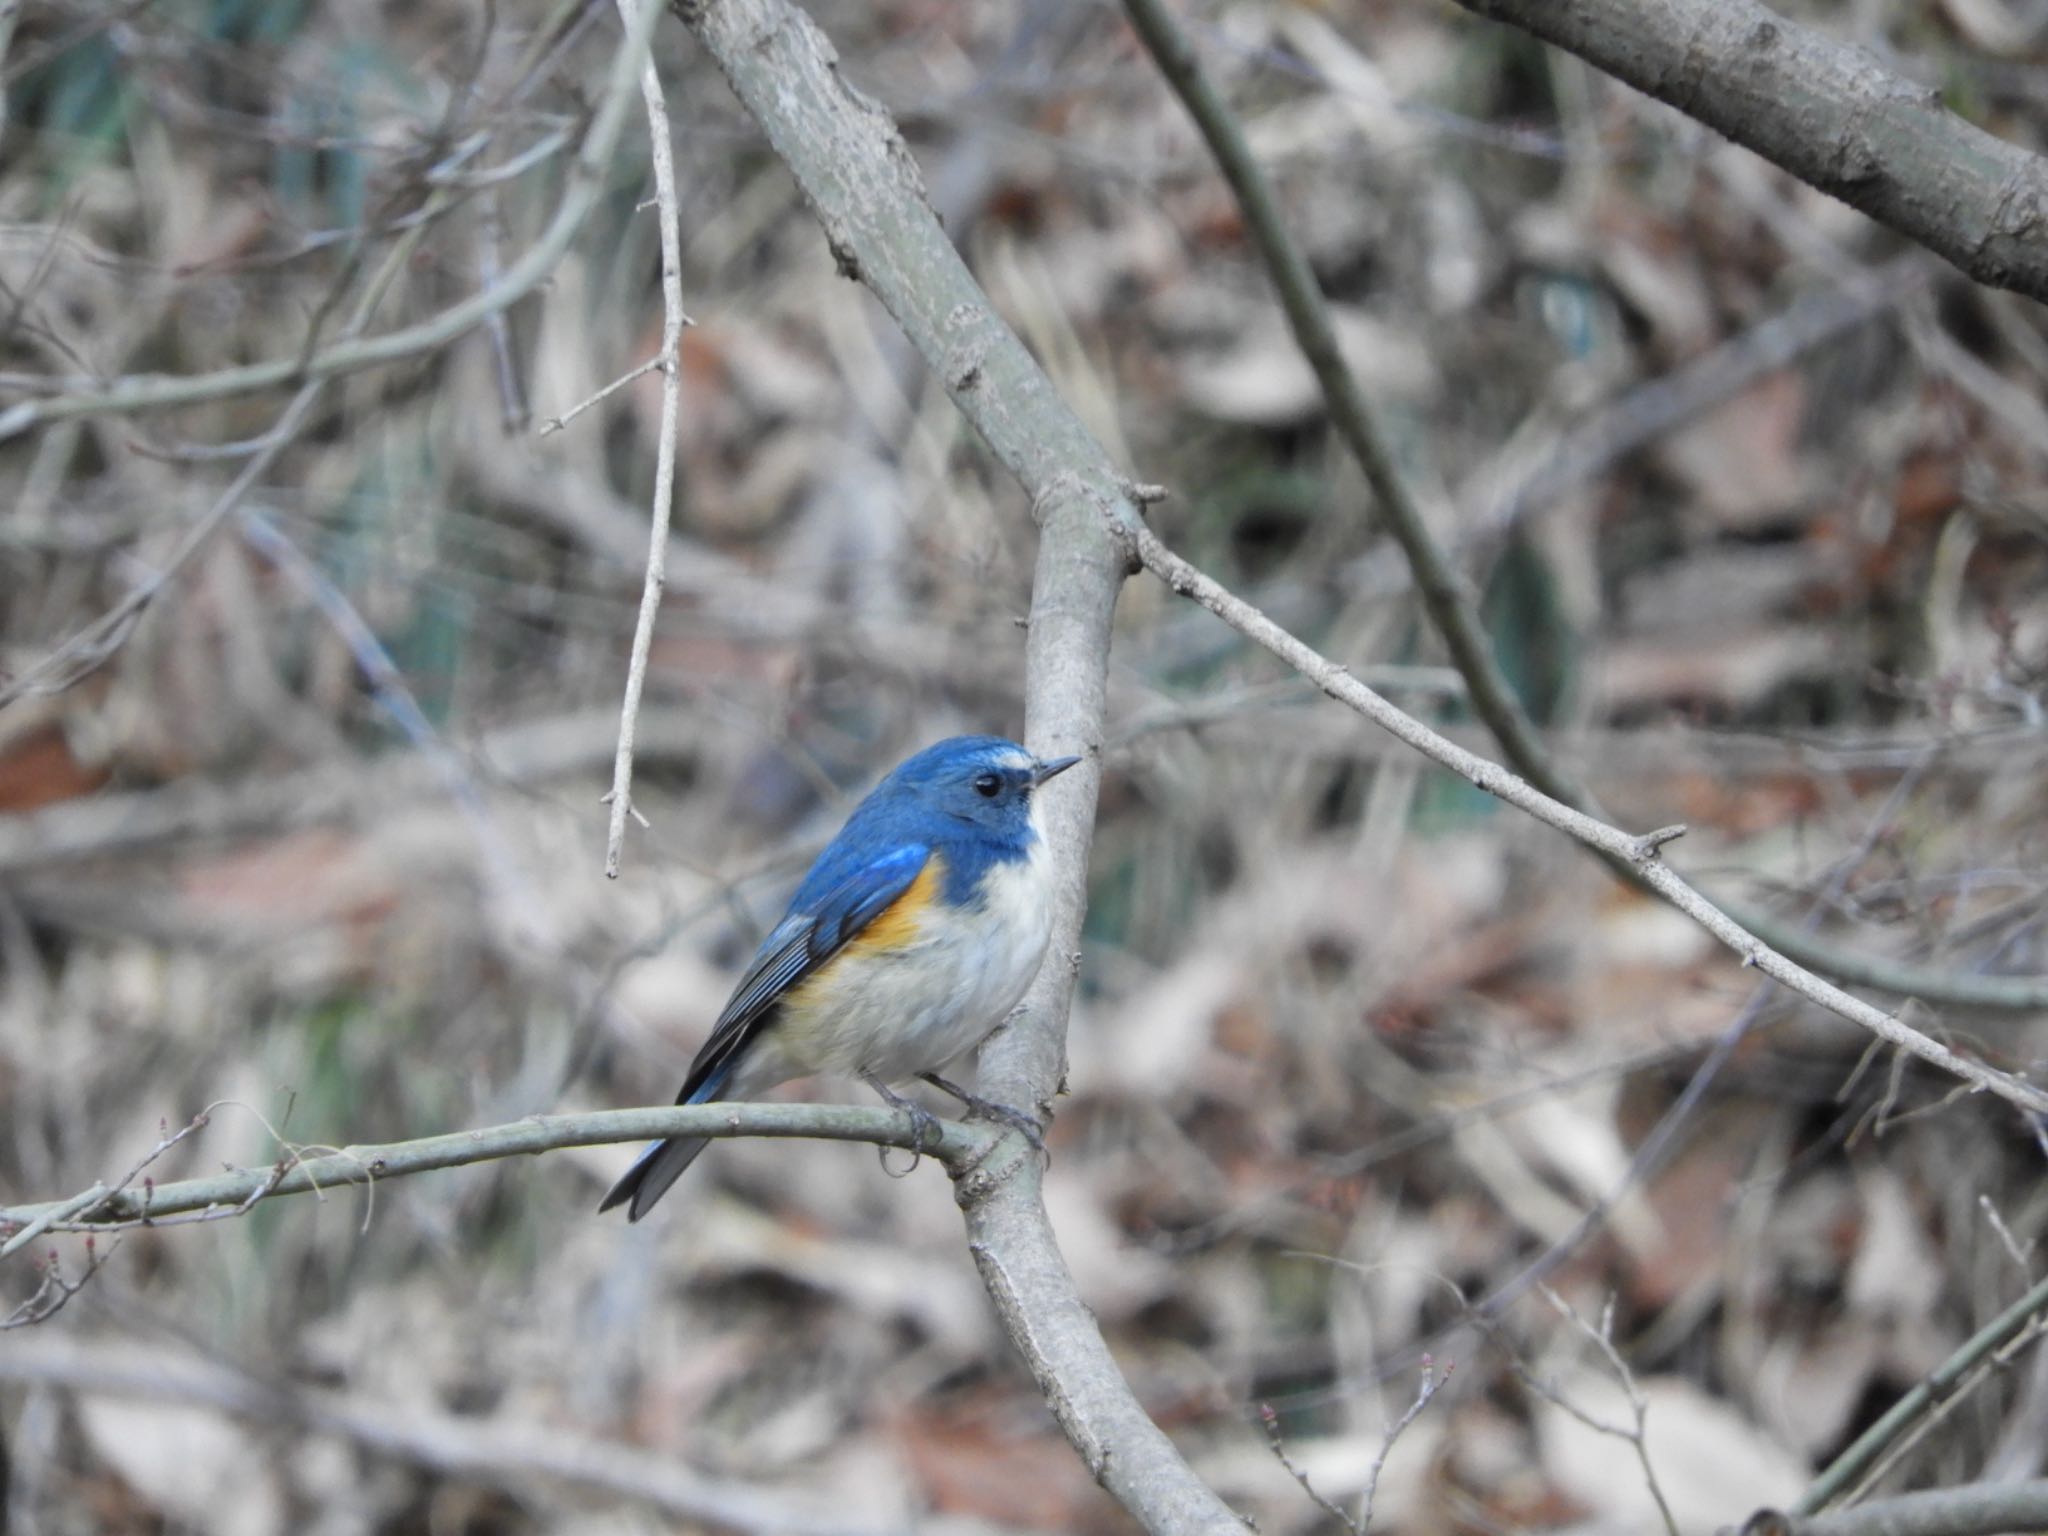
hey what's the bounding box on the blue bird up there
[600,735,1082,1220]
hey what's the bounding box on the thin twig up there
[537,351,664,435]
[602,0,687,878]
[1835,1299,2048,1508]
[1127,0,2048,1015]
[1359,1360,1448,1532]
[93,1109,218,1210]
[0,1103,994,1236]
[1809,1228,2048,1508]
[0,1107,214,1263]
[477,192,530,432]
[1,1237,118,1331]
[0,0,666,442]
[1116,514,2048,1120]
[1259,1403,1364,1535]
[1979,1194,2035,1277]
[1450,744,1945,1334]
[1539,1288,1680,1536]
[0,1185,110,1262]
[0,171,446,706]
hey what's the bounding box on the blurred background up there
[4,0,2048,1531]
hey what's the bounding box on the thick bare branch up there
[670,1,1242,1530]
[1450,0,2048,304]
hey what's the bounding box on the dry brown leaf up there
[0,723,107,813]
[892,1392,1112,1532]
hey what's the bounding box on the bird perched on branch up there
[600,734,1082,1220]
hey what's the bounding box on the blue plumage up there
[600,735,1081,1220]
[787,736,1044,909]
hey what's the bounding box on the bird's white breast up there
[737,821,1060,1092]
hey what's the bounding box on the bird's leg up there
[863,1074,942,1159]
[919,1073,1046,1157]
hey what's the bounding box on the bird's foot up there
[863,1074,943,1170]
[919,1073,1047,1159]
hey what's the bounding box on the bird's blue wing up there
[673,841,932,1101]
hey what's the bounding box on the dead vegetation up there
[4,0,2048,1532]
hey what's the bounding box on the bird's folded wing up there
[675,842,933,1098]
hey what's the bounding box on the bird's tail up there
[597,1066,731,1221]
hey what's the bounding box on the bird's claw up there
[863,1075,944,1172]
[920,1073,1048,1160]
[899,1098,943,1154]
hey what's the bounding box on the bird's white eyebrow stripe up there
[991,749,1033,772]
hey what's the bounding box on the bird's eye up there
[972,772,1003,798]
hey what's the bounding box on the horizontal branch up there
[1452,0,2048,303]
[1116,514,2048,1120]
[0,1104,989,1238]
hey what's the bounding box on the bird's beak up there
[1032,754,1082,785]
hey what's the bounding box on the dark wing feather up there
[672,841,932,1102]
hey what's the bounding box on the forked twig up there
[602,0,688,878]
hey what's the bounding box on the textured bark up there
[1456,0,2048,302]
[672,1,1243,1530]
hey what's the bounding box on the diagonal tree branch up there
[1122,0,1556,809]
[1761,1480,2048,1536]
[1797,1268,2048,1514]
[1122,0,2048,1014]
[664,1,1240,1530]
[1113,513,2048,1122]
[1450,0,2048,305]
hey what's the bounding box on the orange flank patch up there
[848,853,944,953]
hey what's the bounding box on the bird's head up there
[880,735,1081,836]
